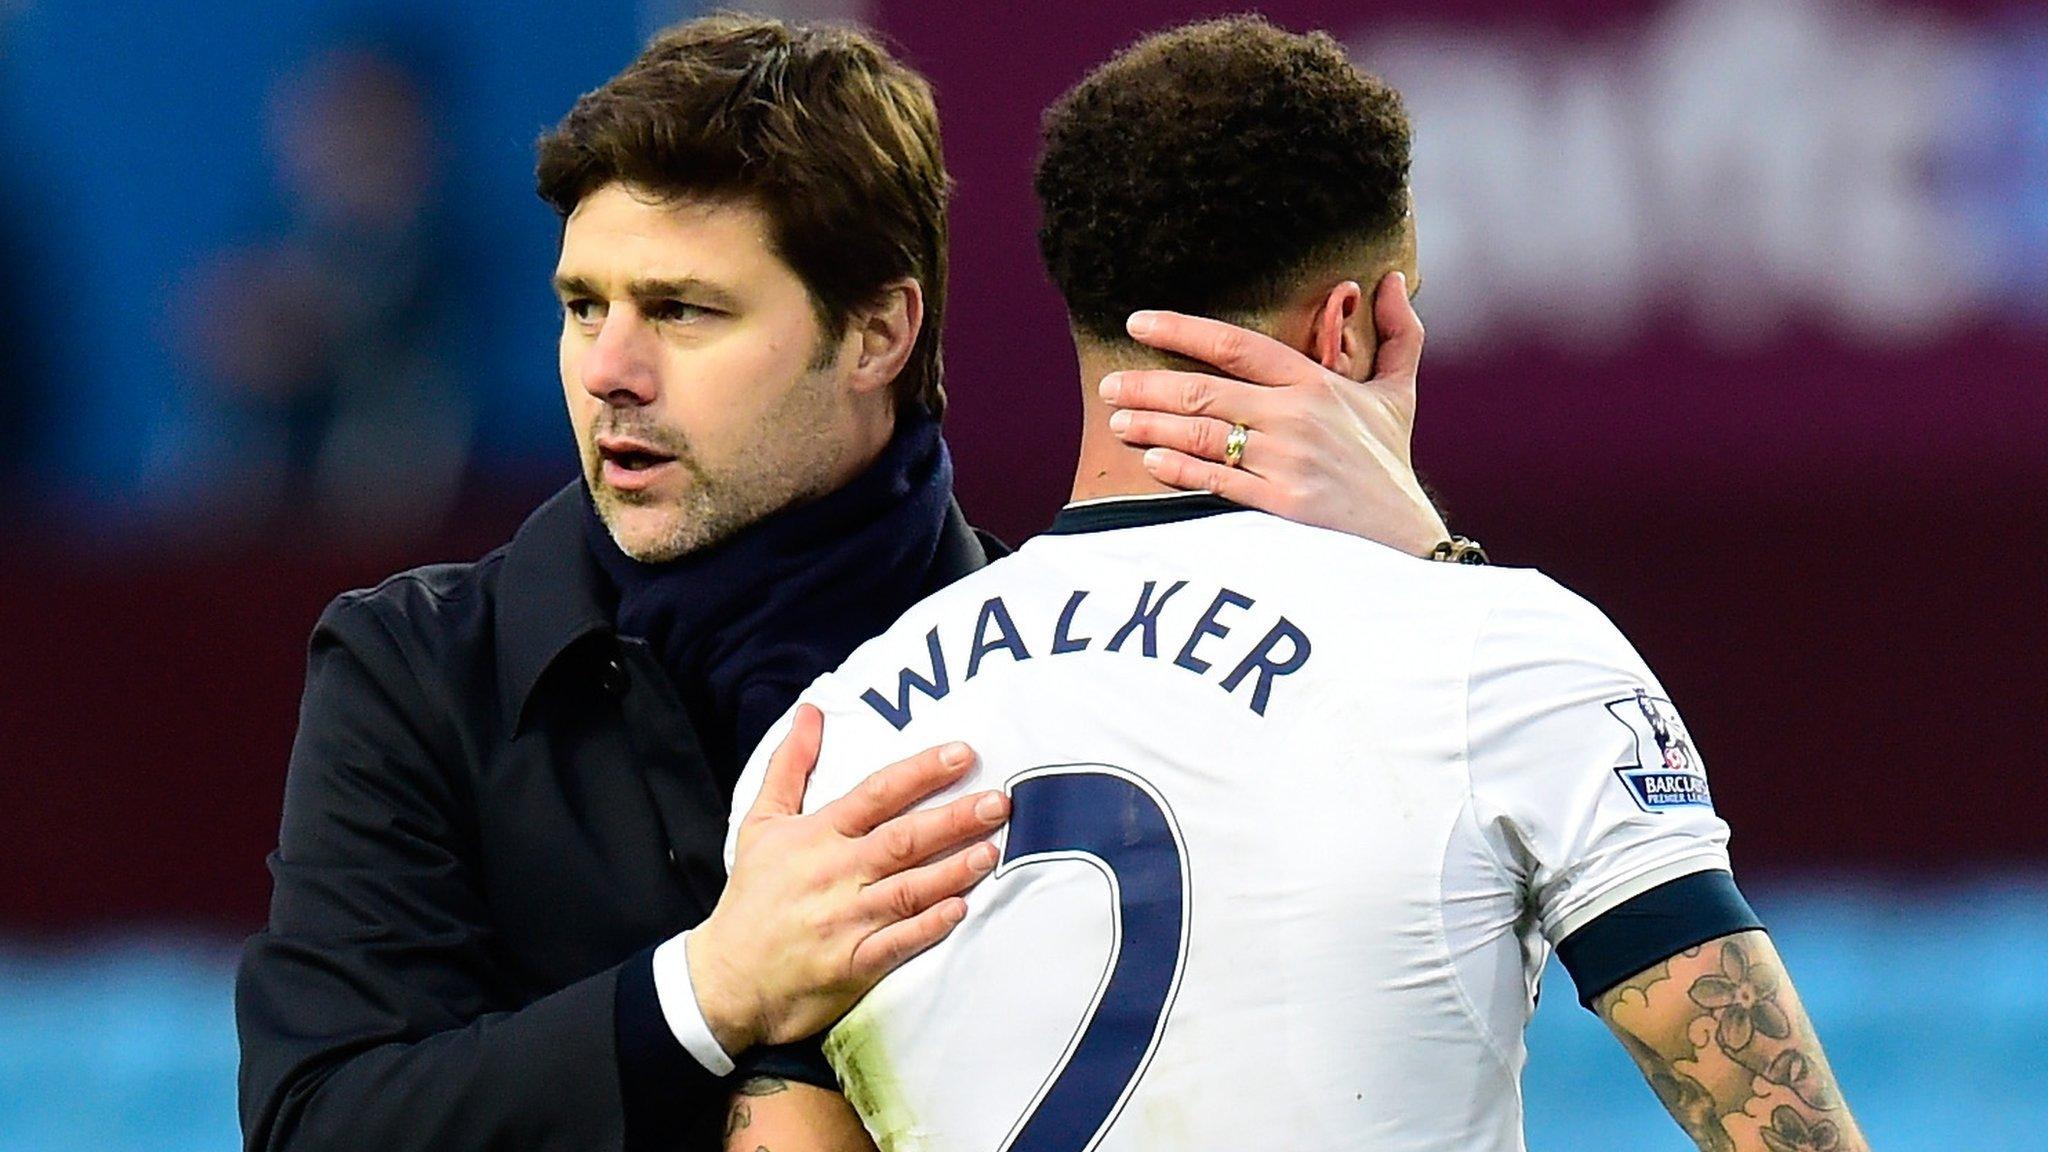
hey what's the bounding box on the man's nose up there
[580,309,659,406]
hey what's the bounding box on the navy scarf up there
[583,415,954,782]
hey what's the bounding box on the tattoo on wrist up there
[736,1075,789,1097]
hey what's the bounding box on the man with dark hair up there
[1036,17,1414,345]
[720,18,1866,1152]
[235,15,1452,1152]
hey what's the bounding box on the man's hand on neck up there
[1069,339,1192,504]
[1075,273,1452,557]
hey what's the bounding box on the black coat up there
[236,482,1004,1152]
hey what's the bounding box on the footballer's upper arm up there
[1595,930,1868,1152]
[723,1076,877,1152]
[1464,577,1739,941]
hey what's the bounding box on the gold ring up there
[1223,422,1249,468]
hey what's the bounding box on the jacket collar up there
[924,497,1006,594]
[496,481,616,730]
[494,479,1002,731]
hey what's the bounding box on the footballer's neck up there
[1068,334,1183,504]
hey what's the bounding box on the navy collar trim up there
[1044,492,1246,536]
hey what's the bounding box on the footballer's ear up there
[1311,279,1376,381]
[846,277,924,397]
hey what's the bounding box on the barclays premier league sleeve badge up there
[1605,688,1713,812]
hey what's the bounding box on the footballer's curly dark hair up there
[1036,16,1411,342]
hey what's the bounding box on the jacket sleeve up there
[235,591,725,1151]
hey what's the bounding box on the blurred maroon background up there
[3,0,2043,934]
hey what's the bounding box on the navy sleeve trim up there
[1556,869,1765,1010]
[615,944,725,1151]
[734,1038,840,1092]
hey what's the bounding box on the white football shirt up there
[726,494,1750,1152]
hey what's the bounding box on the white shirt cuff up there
[651,930,737,1077]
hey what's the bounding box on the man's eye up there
[563,298,603,324]
[646,300,716,323]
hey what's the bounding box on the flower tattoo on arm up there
[1594,931,1866,1152]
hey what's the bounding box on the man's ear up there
[846,278,923,397]
[1311,279,1376,381]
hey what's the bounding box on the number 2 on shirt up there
[997,765,1191,1152]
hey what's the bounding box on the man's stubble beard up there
[586,366,846,564]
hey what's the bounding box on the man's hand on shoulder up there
[1102,270,1451,557]
[687,705,1009,1055]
